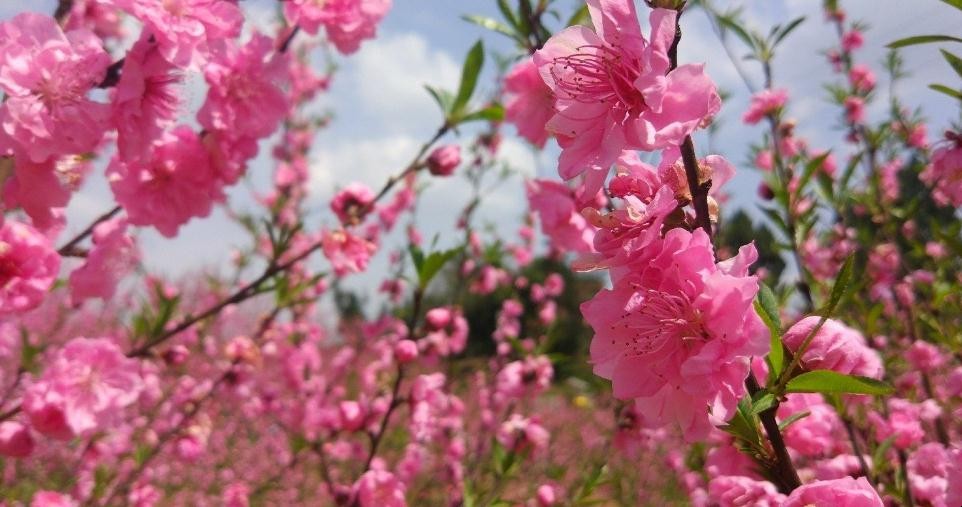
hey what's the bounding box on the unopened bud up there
[427,145,461,176]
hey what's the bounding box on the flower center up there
[628,289,705,356]
[550,44,645,113]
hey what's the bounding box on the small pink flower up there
[504,58,554,147]
[64,0,125,40]
[526,179,595,254]
[198,33,290,140]
[331,183,375,226]
[30,491,78,507]
[426,145,460,177]
[783,477,882,507]
[284,0,392,55]
[907,443,950,506]
[905,341,946,373]
[421,307,469,357]
[782,316,883,378]
[109,0,243,68]
[0,421,34,458]
[322,229,376,276]
[393,340,419,363]
[23,337,142,439]
[754,150,774,171]
[68,217,138,304]
[536,484,558,506]
[742,88,788,125]
[496,414,549,454]
[354,469,406,507]
[108,126,222,237]
[112,32,182,162]
[844,96,865,124]
[222,482,249,507]
[2,158,72,232]
[921,135,962,207]
[849,64,876,93]
[0,13,111,162]
[0,220,61,315]
[707,475,785,507]
[777,393,844,458]
[868,398,929,450]
[534,3,719,195]
[842,30,865,52]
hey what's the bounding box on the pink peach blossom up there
[23,337,143,439]
[68,217,138,304]
[0,13,111,163]
[534,3,719,195]
[782,316,884,378]
[526,179,596,254]
[354,469,406,507]
[426,145,460,177]
[283,0,392,55]
[504,58,554,147]
[198,33,290,140]
[0,220,61,315]
[783,477,882,507]
[108,126,222,237]
[584,228,768,439]
[112,32,182,162]
[921,135,962,207]
[331,183,375,226]
[742,88,788,125]
[321,229,376,276]
[109,0,243,68]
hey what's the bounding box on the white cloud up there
[327,31,461,136]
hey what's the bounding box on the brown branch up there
[57,206,122,257]
[669,6,800,494]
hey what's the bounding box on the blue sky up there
[2,1,961,297]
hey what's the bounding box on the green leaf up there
[497,0,521,31]
[785,370,894,395]
[778,410,810,431]
[797,151,830,195]
[887,34,962,49]
[940,49,962,78]
[939,0,962,10]
[756,283,781,334]
[451,40,484,116]
[458,103,505,124]
[717,16,755,50]
[424,85,454,114]
[826,254,855,315]
[462,480,477,507]
[409,245,425,273]
[721,398,762,448]
[929,83,962,100]
[461,15,516,39]
[774,16,805,46]
[754,283,784,383]
[417,247,463,290]
[872,434,898,472]
[750,393,777,415]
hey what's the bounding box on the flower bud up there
[393,340,419,363]
[758,183,774,200]
[427,144,460,176]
